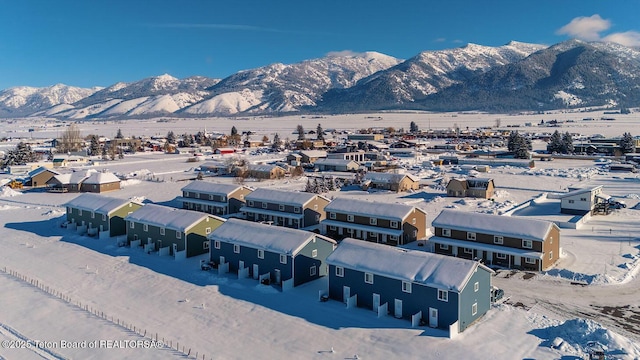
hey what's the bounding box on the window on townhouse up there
[310,266,317,277]
[370,218,377,225]
[580,197,587,201]
[176,231,181,239]
[143,224,148,232]
[294,207,300,213]
[214,240,220,249]
[440,244,449,250]
[257,249,264,259]
[390,221,398,229]
[160,228,165,235]
[463,248,473,254]
[79,209,83,216]
[438,289,448,302]
[130,221,134,229]
[525,258,536,264]
[313,204,318,210]
[91,212,95,219]
[221,196,226,202]
[279,254,287,264]
[209,194,214,200]
[412,217,416,225]
[347,214,354,222]
[467,232,476,241]
[329,225,336,231]
[442,228,451,237]
[522,240,533,249]
[335,266,344,277]
[102,214,106,221]
[312,249,318,258]
[329,212,336,219]
[234,244,240,253]
[279,204,285,211]
[496,253,507,260]
[549,251,553,260]
[364,273,374,284]
[402,281,412,293]
[262,202,267,209]
[203,241,210,250]
[205,227,212,234]
[67,207,71,213]
[472,302,478,316]
[494,236,503,244]
[390,235,399,241]
[568,200,575,204]
[474,282,479,292]
[248,200,254,207]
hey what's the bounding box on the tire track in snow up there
[0,322,67,360]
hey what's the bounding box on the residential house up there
[430,209,560,271]
[179,181,253,216]
[26,167,60,188]
[326,151,366,162]
[65,193,143,237]
[362,172,420,192]
[208,219,336,287]
[124,204,225,258]
[314,158,360,172]
[52,155,89,168]
[446,178,495,199]
[347,134,384,141]
[80,171,121,193]
[559,185,605,215]
[322,197,428,246]
[326,238,493,333]
[46,171,91,192]
[299,150,327,164]
[240,188,330,229]
[245,164,287,180]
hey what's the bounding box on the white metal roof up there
[83,172,120,185]
[181,181,243,196]
[64,193,136,215]
[326,238,491,292]
[208,218,335,255]
[124,204,223,232]
[324,197,417,221]
[432,209,555,242]
[245,188,318,207]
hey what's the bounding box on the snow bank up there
[0,187,22,197]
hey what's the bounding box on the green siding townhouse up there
[64,193,143,237]
[124,204,225,259]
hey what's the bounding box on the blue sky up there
[1,0,639,90]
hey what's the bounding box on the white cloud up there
[556,14,611,41]
[603,31,640,47]
[325,50,364,57]
[434,38,446,43]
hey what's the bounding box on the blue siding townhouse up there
[208,218,337,287]
[326,238,494,333]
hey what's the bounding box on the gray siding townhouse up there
[240,188,330,229]
[326,238,493,333]
[322,197,428,246]
[65,193,143,236]
[430,209,560,271]
[208,219,336,286]
[125,204,225,258]
[179,181,253,216]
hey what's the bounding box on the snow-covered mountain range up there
[2,39,640,118]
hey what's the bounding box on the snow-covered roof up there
[27,166,59,178]
[314,158,359,166]
[83,172,120,184]
[51,171,91,185]
[432,209,555,241]
[299,150,328,158]
[124,204,222,232]
[560,185,602,198]
[326,238,491,292]
[247,164,285,172]
[363,172,419,183]
[180,181,244,196]
[64,193,137,215]
[466,178,494,189]
[209,218,335,255]
[245,188,319,207]
[324,197,418,220]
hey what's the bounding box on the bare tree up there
[57,124,83,154]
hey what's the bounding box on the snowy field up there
[2,112,640,359]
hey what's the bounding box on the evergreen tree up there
[3,142,38,165]
[561,132,574,154]
[89,135,100,156]
[410,121,419,133]
[547,130,563,153]
[115,128,124,139]
[296,125,305,140]
[166,131,176,145]
[507,131,522,152]
[620,132,636,154]
[272,133,281,150]
[316,124,324,141]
